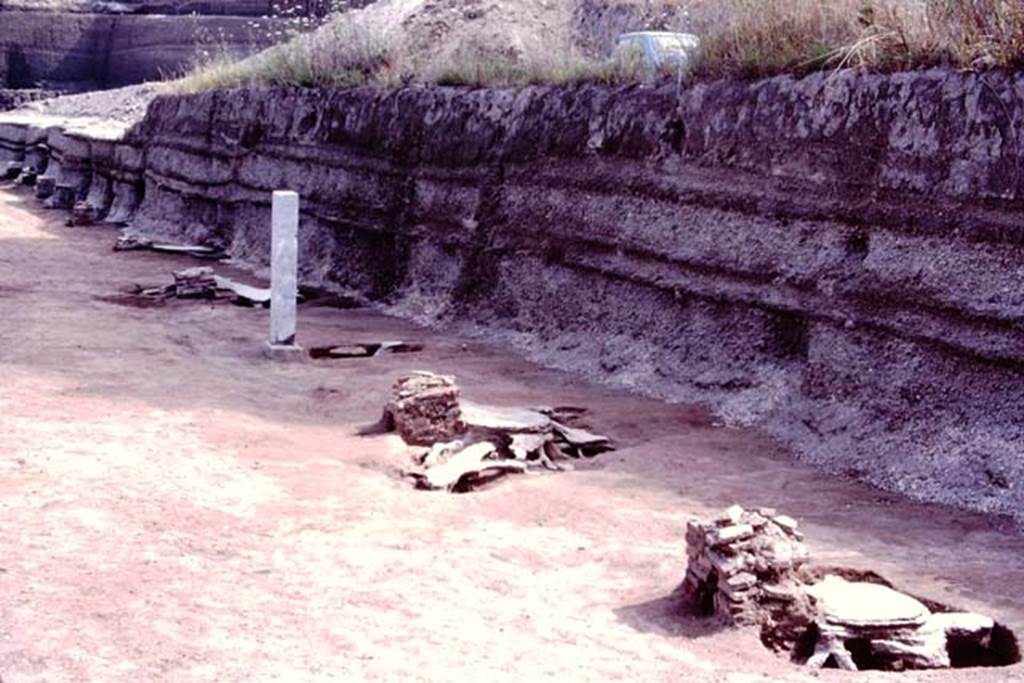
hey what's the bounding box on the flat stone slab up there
[461,401,552,433]
[807,576,930,628]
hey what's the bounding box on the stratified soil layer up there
[3,68,1024,525]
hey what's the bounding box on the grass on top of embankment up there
[170,0,1024,94]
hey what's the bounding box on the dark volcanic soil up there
[1,183,1024,681]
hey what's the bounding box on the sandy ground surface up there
[1,182,1024,682]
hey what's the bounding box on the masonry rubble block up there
[683,505,1008,671]
[384,371,467,447]
[381,372,615,491]
[172,267,217,299]
[69,200,98,226]
[684,505,814,651]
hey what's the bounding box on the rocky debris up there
[684,505,814,650]
[414,441,528,491]
[113,234,152,252]
[43,182,76,210]
[101,269,278,307]
[382,372,615,491]
[114,233,228,260]
[309,341,424,359]
[173,267,217,299]
[68,200,98,226]
[805,576,1006,671]
[383,372,466,447]
[15,166,36,185]
[0,88,57,113]
[34,175,55,199]
[683,506,1013,671]
[213,275,271,307]
[116,271,212,302]
[2,161,21,179]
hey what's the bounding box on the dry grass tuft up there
[691,0,1024,79]
[171,0,1024,93]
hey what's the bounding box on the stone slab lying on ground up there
[413,441,528,491]
[213,275,271,307]
[173,266,216,299]
[308,341,424,359]
[114,233,227,260]
[382,372,616,491]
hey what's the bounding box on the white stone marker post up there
[268,190,300,353]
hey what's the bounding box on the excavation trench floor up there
[1,184,1023,682]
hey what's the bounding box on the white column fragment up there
[269,190,299,348]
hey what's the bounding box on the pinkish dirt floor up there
[1,183,1023,682]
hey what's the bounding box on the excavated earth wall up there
[0,11,283,90]
[3,69,1024,524]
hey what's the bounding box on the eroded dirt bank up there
[3,69,1024,525]
[3,183,1024,681]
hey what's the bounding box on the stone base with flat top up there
[264,341,305,362]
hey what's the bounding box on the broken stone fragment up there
[685,520,706,548]
[172,266,218,299]
[725,571,757,591]
[757,537,809,572]
[16,168,37,185]
[35,175,56,199]
[2,161,21,179]
[706,523,755,548]
[69,200,98,226]
[772,514,799,534]
[509,432,549,460]
[421,440,465,468]
[114,233,154,252]
[928,612,994,637]
[761,583,799,603]
[421,441,499,490]
[688,554,713,581]
[708,550,744,577]
[45,183,76,210]
[717,504,745,526]
[550,420,613,456]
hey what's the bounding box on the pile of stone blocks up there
[684,505,813,648]
[382,372,614,492]
[683,505,1011,671]
[383,372,466,447]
